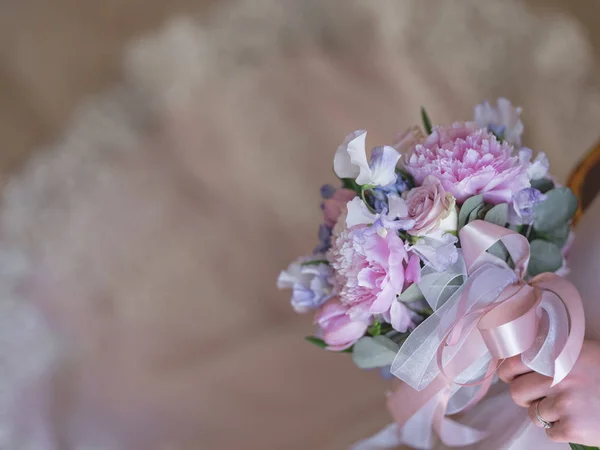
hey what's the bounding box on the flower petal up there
[367,146,401,186]
[333,130,367,180]
[387,194,409,219]
[346,197,377,228]
[389,301,413,332]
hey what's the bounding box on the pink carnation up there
[404,123,530,204]
[328,225,421,322]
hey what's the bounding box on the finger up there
[528,397,561,428]
[510,372,552,407]
[546,419,577,444]
[497,356,531,383]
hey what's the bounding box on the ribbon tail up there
[529,272,585,386]
[349,423,403,450]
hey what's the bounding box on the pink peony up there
[405,176,457,236]
[323,188,357,227]
[328,224,421,320]
[314,298,370,351]
[404,123,530,204]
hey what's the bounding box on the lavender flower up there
[320,184,336,200]
[510,187,547,225]
[314,224,333,254]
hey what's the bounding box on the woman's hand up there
[498,340,600,446]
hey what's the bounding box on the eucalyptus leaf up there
[352,335,400,369]
[532,222,570,248]
[530,178,555,194]
[487,241,510,262]
[533,187,578,232]
[528,240,563,277]
[484,203,509,227]
[398,283,426,303]
[459,195,484,230]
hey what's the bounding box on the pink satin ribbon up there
[388,220,585,447]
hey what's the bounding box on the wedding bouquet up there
[278,99,593,450]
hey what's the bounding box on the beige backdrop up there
[1,1,600,449]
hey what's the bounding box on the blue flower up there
[370,177,411,214]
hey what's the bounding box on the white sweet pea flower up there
[333,130,401,186]
[408,230,459,273]
[345,196,414,234]
[474,98,524,146]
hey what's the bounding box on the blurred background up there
[1,1,600,449]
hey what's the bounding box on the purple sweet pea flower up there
[278,256,334,313]
[510,187,546,225]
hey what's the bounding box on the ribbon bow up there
[385,220,585,448]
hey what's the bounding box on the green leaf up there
[569,444,600,450]
[472,203,492,222]
[341,178,361,194]
[305,336,353,353]
[528,240,563,277]
[352,336,399,369]
[368,318,382,336]
[305,336,327,349]
[484,203,509,227]
[421,107,433,135]
[531,178,555,194]
[487,241,510,262]
[533,187,578,232]
[531,222,570,248]
[396,169,416,188]
[398,283,426,303]
[300,260,329,267]
[458,195,484,230]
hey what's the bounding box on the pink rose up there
[314,298,370,351]
[323,188,357,227]
[405,177,457,236]
[404,123,530,204]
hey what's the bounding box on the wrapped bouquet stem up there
[278,99,597,449]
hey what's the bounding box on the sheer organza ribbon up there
[353,220,585,449]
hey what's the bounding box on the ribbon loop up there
[388,220,585,447]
